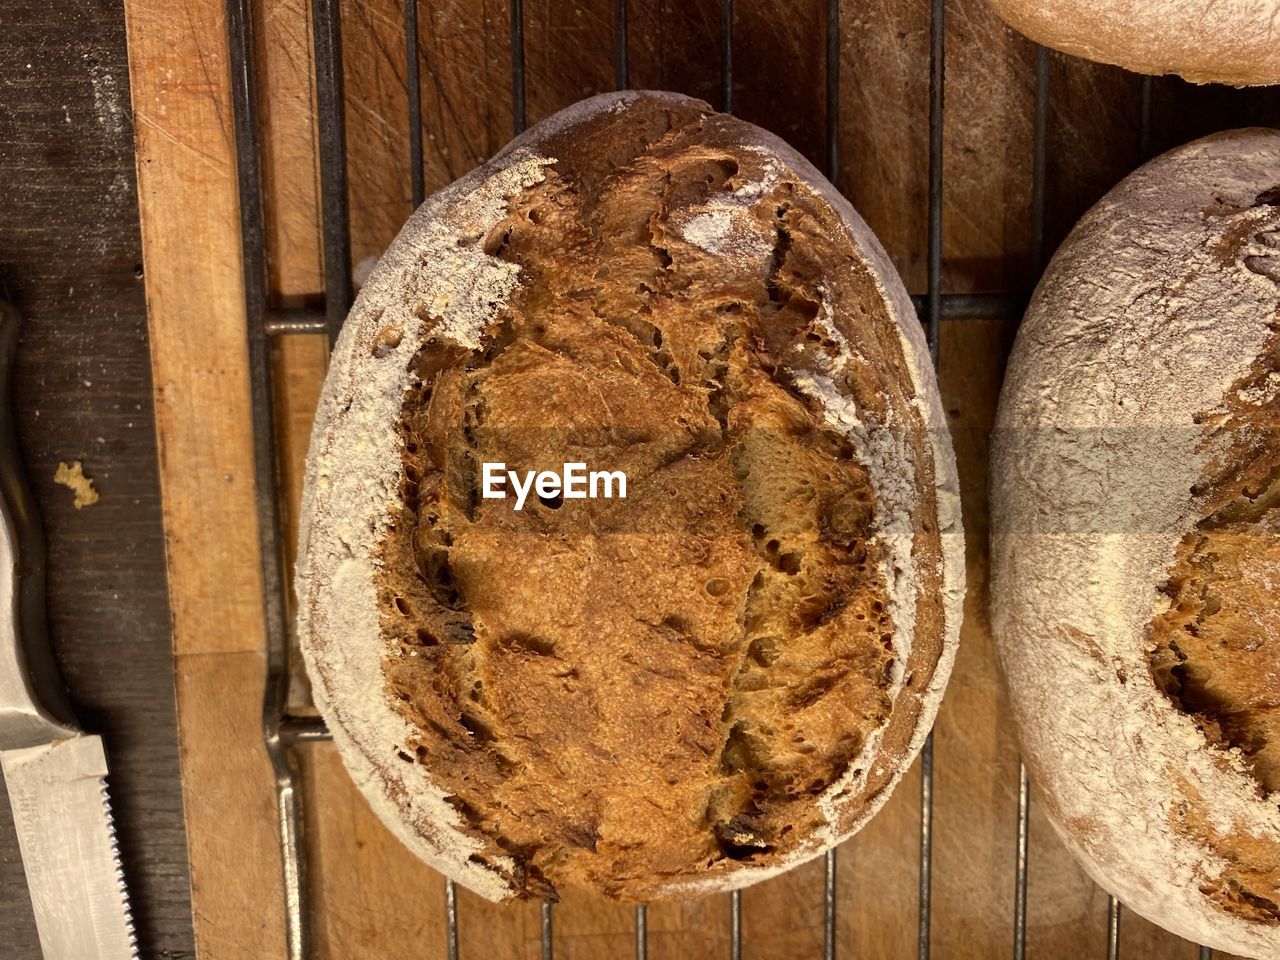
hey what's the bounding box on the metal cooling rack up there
[222,2,1217,958]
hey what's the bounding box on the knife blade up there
[1,737,137,959]
[0,299,137,959]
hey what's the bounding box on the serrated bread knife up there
[0,300,137,960]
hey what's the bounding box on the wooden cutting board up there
[121,0,1274,956]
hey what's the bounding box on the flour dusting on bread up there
[992,128,1280,958]
[296,152,557,901]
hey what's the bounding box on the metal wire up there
[405,0,424,208]
[311,0,353,344]
[635,904,648,960]
[446,879,459,960]
[1138,75,1154,162]
[264,307,327,336]
[918,2,944,955]
[730,889,742,960]
[925,0,944,368]
[279,714,331,743]
[511,0,526,135]
[541,901,553,960]
[1106,896,1121,960]
[1012,52,1051,960]
[614,0,629,90]
[824,849,838,960]
[918,735,935,960]
[720,0,734,113]
[910,292,1022,320]
[825,0,839,184]
[1013,763,1030,960]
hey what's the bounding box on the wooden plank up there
[299,743,454,958]
[174,653,286,960]
[942,3,1037,291]
[0,2,195,954]
[121,1,287,958]
[417,0,515,185]
[522,0,615,125]
[626,0,721,109]
[252,0,330,706]
[932,316,1021,959]
[123,0,265,659]
[734,0,827,174]
[125,0,1275,956]
[833,0,931,291]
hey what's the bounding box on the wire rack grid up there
[221,2,1216,959]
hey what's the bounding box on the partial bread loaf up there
[983,0,1280,86]
[296,91,963,902]
[991,129,1280,957]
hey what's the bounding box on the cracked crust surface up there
[991,128,1280,958]
[983,0,1280,86]
[297,91,963,903]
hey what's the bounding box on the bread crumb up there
[54,461,100,509]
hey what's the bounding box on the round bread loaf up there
[983,0,1280,86]
[991,129,1280,957]
[297,91,964,902]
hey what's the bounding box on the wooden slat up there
[0,5,195,952]
[299,744,455,958]
[932,316,1021,960]
[124,0,268,659]
[125,0,1251,956]
[122,0,287,957]
[174,652,286,960]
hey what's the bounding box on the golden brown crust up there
[1147,215,1280,923]
[374,99,944,899]
[298,91,961,905]
[984,0,1280,87]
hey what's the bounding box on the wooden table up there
[0,2,194,957]
[7,0,1280,958]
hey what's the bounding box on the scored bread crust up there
[991,129,1280,958]
[983,0,1280,86]
[297,91,964,901]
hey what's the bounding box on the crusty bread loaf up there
[983,0,1280,86]
[991,129,1280,957]
[297,91,963,902]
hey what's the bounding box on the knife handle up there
[0,300,77,736]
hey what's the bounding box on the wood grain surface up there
[121,0,1279,958]
[0,3,195,958]
[122,0,291,957]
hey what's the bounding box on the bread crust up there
[984,0,1280,86]
[297,91,963,901]
[991,128,1280,957]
